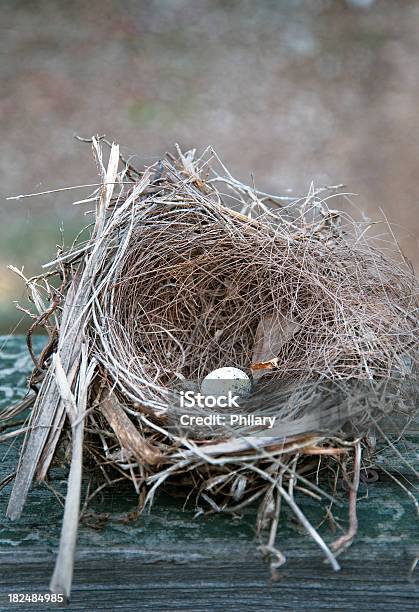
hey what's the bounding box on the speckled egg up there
[201,367,252,398]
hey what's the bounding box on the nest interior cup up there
[90,148,417,435]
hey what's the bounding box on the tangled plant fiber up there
[2,138,417,599]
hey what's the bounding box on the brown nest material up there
[2,138,418,599]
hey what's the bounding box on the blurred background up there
[1,0,418,334]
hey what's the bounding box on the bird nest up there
[3,138,418,598]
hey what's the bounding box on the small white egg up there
[201,367,252,398]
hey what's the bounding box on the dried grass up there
[1,138,417,599]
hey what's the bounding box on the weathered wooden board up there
[0,336,418,611]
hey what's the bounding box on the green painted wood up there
[0,336,418,611]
